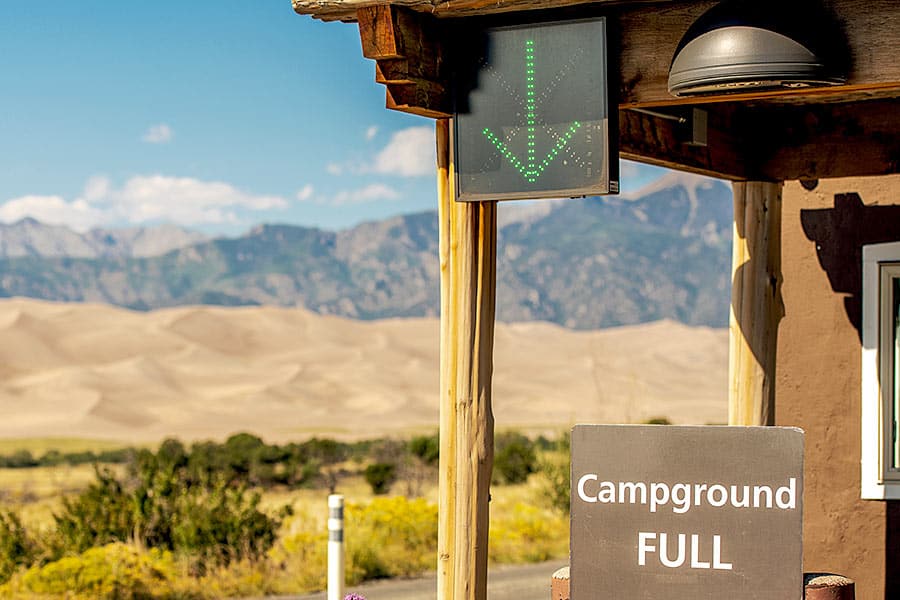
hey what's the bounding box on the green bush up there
[0,510,37,584]
[408,434,439,466]
[536,431,570,513]
[492,431,537,485]
[52,466,135,556]
[643,416,672,425]
[364,463,397,495]
[52,450,285,570]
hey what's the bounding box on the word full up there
[638,533,733,570]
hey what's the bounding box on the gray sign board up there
[571,425,803,599]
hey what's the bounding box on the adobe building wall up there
[776,176,900,600]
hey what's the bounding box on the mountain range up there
[0,173,733,330]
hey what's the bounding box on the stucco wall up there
[776,177,900,600]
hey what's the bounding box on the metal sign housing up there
[452,18,618,202]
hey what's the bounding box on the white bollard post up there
[327,494,345,600]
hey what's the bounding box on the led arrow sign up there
[454,18,618,202]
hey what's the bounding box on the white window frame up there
[861,241,900,499]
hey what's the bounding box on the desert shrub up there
[171,485,284,571]
[408,434,439,466]
[52,466,135,556]
[0,510,37,584]
[52,451,285,570]
[268,509,329,592]
[489,501,568,564]
[0,449,38,469]
[20,542,177,599]
[492,431,537,485]
[643,416,672,425]
[364,463,397,495]
[536,431,571,513]
[344,496,438,582]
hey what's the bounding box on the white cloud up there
[365,125,379,141]
[620,159,641,179]
[0,175,290,231]
[332,183,400,206]
[326,163,343,176]
[110,175,287,223]
[296,184,315,202]
[141,123,174,144]
[372,126,435,177]
[82,175,111,201]
[0,195,106,232]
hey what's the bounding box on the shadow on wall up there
[800,192,900,341]
[801,189,900,599]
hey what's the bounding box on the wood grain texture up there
[450,199,497,600]
[755,99,900,180]
[619,106,754,180]
[357,5,451,118]
[436,118,498,600]
[305,0,900,111]
[436,118,456,600]
[729,181,783,427]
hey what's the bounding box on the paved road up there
[247,560,567,600]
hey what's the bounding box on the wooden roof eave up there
[291,0,671,22]
[295,0,900,182]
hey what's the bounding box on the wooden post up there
[729,181,784,426]
[436,119,498,600]
[436,119,456,600]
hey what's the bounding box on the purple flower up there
[344,595,366,600]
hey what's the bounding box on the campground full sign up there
[570,425,803,599]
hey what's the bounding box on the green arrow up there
[482,39,583,183]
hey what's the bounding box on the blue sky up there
[0,0,666,235]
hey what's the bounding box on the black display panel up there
[454,18,618,202]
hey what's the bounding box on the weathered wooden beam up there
[357,5,450,117]
[385,80,451,119]
[615,0,900,108]
[294,0,675,23]
[619,106,755,181]
[729,181,783,426]
[754,99,900,181]
[349,0,900,112]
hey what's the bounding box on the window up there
[862,242,900,499]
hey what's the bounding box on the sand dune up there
[0,299,727,443]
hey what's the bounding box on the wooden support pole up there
[436,118,498,600]
[729,181,784,426]
[436,119,456,600]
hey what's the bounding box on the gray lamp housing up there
[668,0,848,96]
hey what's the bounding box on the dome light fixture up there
[668,0,848,96]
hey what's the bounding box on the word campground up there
[576,475,798,514]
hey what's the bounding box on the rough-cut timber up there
[619,106,753,181]
[357,5,450,117]
[754,99,900,181]
[449,196,496,600]
[436,118,456,600]
[729,181,783,426]
[298,0,900,113]
[436,116,497,600]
